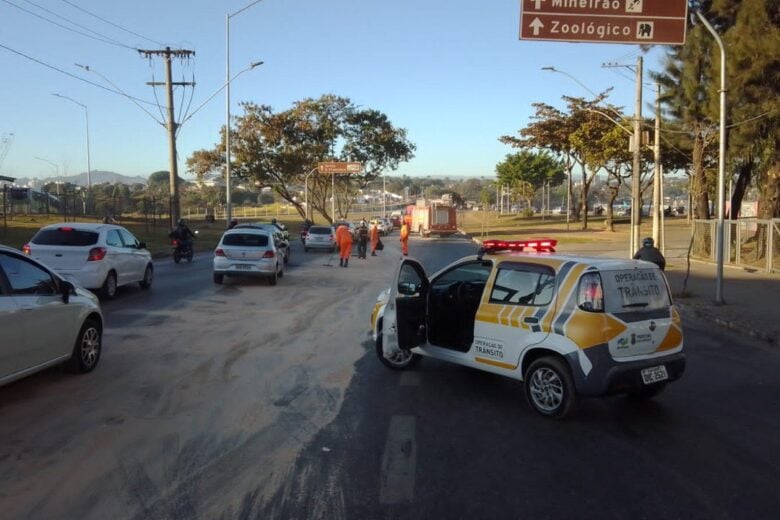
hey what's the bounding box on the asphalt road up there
[2,234,780,519]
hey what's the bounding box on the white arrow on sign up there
[529,17,544,35]
[532,0,547,9]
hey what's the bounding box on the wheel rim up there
[386,349,413,367]
[529,367,565,412]
[80,327,100,367]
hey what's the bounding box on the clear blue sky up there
[0,0,666,183]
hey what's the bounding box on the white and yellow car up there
[370,239,685,418]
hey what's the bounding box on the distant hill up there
[15,170,148,187]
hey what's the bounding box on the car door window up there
[119,229,139,249]
[489,263,555,307]
[0,254,57,295]
[106,229,123,248]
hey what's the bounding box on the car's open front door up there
[383,259,429,357]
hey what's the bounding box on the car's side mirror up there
[398,281,419,296]
[60,280,74,304]
[138,241,147,250]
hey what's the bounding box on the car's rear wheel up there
[100,271,117,299]
[524,357,575,419]
[269,266,278,286]
[139,264,153,289]
[68,319,101,373]
[213,273,224,284]
[304,246,309,252]
[375,333,420,370]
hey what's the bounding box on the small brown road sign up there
[519,0,688,45]
[317,162,363,174]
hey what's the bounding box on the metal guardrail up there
[692,219,780,273]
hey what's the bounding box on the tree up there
[187,95,415,223]
[495,150,564,210]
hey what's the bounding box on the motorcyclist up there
[633,237,666,270]
[169,219,196,253]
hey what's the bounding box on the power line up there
[1,0,137,50]
[19,0,135,49]
[0,42,158,107]
[59,0,165,47]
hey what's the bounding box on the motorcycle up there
[172,230,198,264]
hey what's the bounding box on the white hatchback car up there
[0,245,103,386]
[213,228,284,285]
[24,223,153,299]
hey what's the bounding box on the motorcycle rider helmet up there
[643,237,654,247]
[178,218,187,226]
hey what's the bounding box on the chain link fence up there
[692,219,780,273]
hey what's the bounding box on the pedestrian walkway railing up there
[692,219,780,273]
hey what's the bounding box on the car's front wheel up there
[68,319,102,373]
[213,273,224,284]
[524,357,575,419]
[375,333,420,370]
[139,264,153,289]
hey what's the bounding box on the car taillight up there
[87,247,107,261]
[329,235,334,240]
[172,239,180,246]
[215,248,225,257]
[22,243,31,255]
[262,250,275,258]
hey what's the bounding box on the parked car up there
[23,223,153,299]
[304,225,336,253]
[370,239,685,419]
[381,217,394,233]
[0,245,103,386]
[213,228,283,285]
[333,221,359,240]
[234,223,291,264]
[369,218,387,236]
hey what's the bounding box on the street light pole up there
[696,11,728,304]
[630,56,643,257]
[226,0,265,228]
[52,93,92,211]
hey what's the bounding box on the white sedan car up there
[213,228,284,285]
[0,245,103,386]
[24,223,153,299]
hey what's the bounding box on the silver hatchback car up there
[303,225,336,252]
[0,245,103,386]
[213,228,284,285]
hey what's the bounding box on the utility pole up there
[139,47,195,228]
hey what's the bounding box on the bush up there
[522,207,535,218]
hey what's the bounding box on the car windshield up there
[222,233,269,247]
[31,228,99,246]
[309,226,332,234]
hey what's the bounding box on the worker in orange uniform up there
[399,222,409,256]
[336,223,353,267]
[370,221,380,256]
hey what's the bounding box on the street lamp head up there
[74,63,90,71]
[541,66,556,71]
[250,60,264,69]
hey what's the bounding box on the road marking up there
[379,415,416,504]
[399,372,421,386]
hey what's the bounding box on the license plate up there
[641,365,668,385]
[234,264,252,270]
